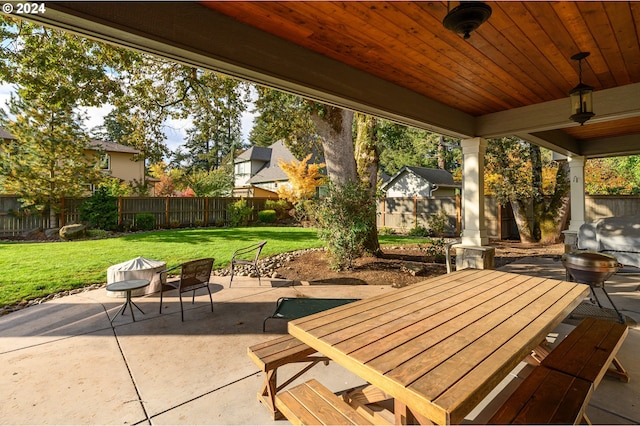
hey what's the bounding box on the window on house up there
[99,153,111,170]
[236,161,250,175]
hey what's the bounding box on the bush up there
[135,213,156,231]
[312,181,375,271]
[258,209,277,223]
[87,229,109,239]
[408,225,429,237]
[227,199,254,227]
[378,227,395,235]
[265,199,290,220]
[427,210,451,237]
[78,187,118,231]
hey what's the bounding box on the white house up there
[382,166,460,197]
[233,140,297,197]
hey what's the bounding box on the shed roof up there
[384,166,460,190]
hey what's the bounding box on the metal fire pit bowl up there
[561,251,621,287]
[562,251,626,324]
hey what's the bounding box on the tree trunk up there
[437,136,446,170]
[547,159,571,242]
[530,144,543,242]
[511,199,535,243]
[309,105,357,184]
[354,113,381,256]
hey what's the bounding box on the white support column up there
[562,155,586,252]
[455,138,494,270]
[460,138,489,247]
[567,155,586,232]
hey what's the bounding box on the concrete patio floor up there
[1,257,638,425]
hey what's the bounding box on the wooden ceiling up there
[203,1,640,117]
[15,1,640,158]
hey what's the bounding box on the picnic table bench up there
[276,379,376,425]
[489,317,629,424]
[248,335,330,419]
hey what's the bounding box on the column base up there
[562,230,578,253]
[455,246,496,271]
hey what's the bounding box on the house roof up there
[246,140,298,184]
[235,145,272,163]
[87,139,140,154]
[384,166,460,190]
[0,127,16,140]
[0,127,139,154]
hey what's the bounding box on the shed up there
[382,166,460,197]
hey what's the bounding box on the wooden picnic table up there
[288,269,590,425]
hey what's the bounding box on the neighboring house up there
[382,166,460,197]
[85,139,145,188]
[233,140,297,198]
[0,127,145,191]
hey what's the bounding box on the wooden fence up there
[376,195,512,239]
[0,196,275,236]
[1,194,638,238]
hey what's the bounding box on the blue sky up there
[0,82,257,152]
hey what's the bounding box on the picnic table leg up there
[257,370,279,420]
[394,400,433,425]
[609,357,630,382]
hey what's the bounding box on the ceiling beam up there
[23,1,476,138]
[519,130,580,157]
[477,83,640,138]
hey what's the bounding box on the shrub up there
[378,227,395,235]
[135,213,156,231]
[78,187,118,231]
[408,225,429,237]
[227,199,254,227]
[265,199,291,220]
[87,229,109,239]
[427,210,451,237]
[258,209,277,223]
[313,181,375,271]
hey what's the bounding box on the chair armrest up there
[157,263,182,274]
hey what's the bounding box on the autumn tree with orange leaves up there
[276,154,325,203]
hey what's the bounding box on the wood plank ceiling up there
[204,1,640,117]
[202,1,640,157]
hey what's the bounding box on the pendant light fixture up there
[442,1,492,40]
[569,52,595,125]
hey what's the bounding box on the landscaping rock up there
[59,223,86,240]
[22,227,43,239]
[44,228,61,239]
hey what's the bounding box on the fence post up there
[205,197,209,227]
[381,196,386,228]
[414,195,418,228]
[165,197,170,227]
[60,198,66,227]
[118,197,123,226]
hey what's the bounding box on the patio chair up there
[229,240,267,287]
[158,258,214,321]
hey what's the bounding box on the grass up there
[0,226,422,307]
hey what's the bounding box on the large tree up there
[99,58,250,168]
[485,137,569,243]
[378,124,461,176]
[0,16,132,227]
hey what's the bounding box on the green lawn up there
[0,226,419,307]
